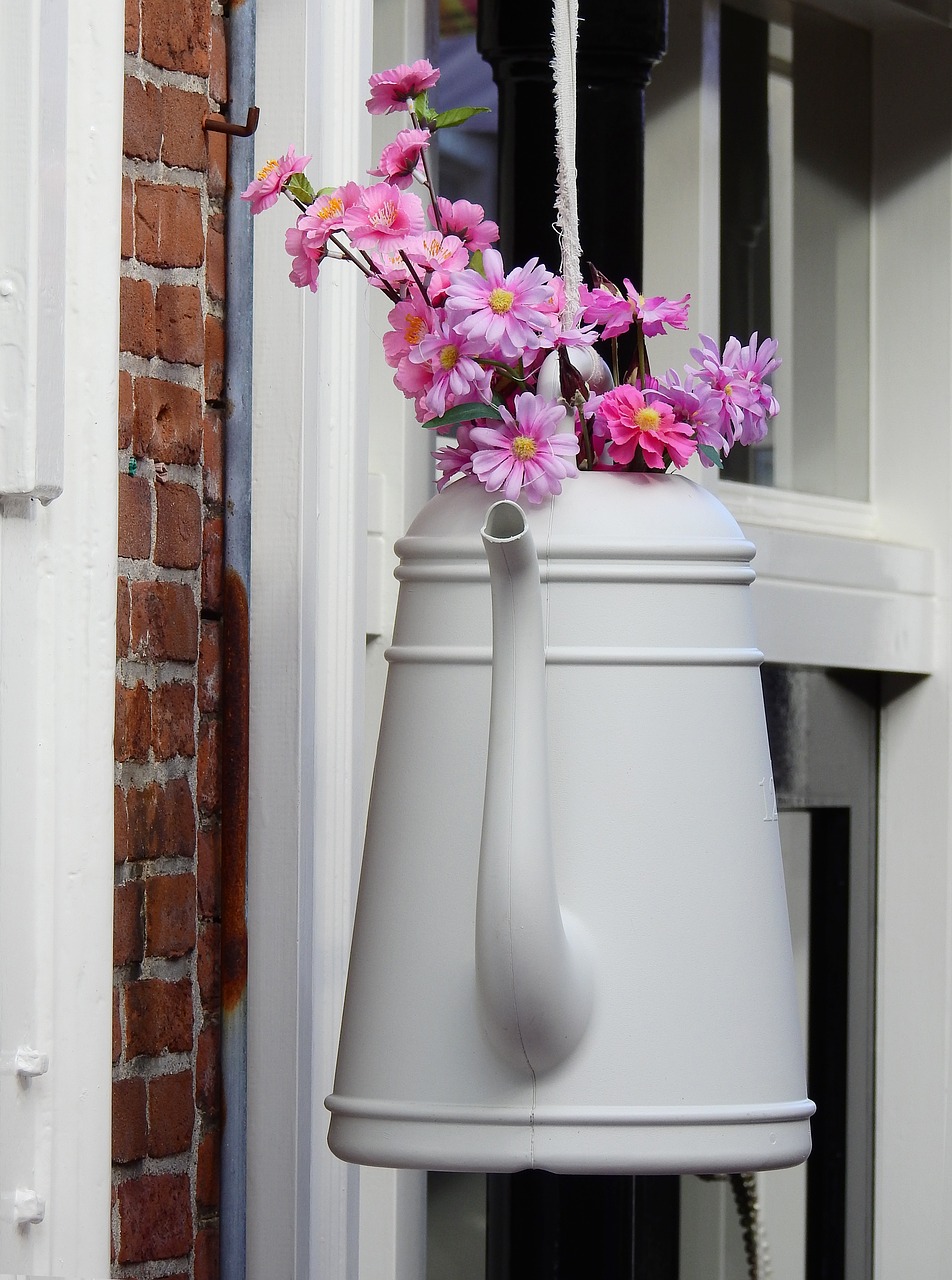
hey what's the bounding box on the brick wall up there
[114,1,227,1275]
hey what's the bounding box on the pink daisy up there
[471,393,579,503]
[366,60,440,115]
[434,424,479,491]
[444,248,559,362]
[342,183,425,252]
[410,318,494,420]
[241,146,311,215]
[595,385,697,470]
[368,128,432,190]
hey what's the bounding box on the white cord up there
[550,0,582,322]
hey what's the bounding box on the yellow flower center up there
[511,435,537,461]
[439,344,459,370]
[370,201,398,229]
[256,158,280,181]
[633,406,662,433]
[404,316,426,346]
[317,196,344,221]
[489,288,515,315]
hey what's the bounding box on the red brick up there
[124,0,138,53]
[195,1224,220,1280]
[196,719,221,816]
[204,313,224,403]
[123,77,161,161]
[196,1022,220,1116]
[117,576,132,657]
[115,785,130,863]
[115,681,151,763]
[126,777,196,863]
[133,377,203,464]
[197,827,220,919]
[155,283,204,366]
[113,985,122,1063]
[117,1172,192,1263]
[198,921,220,1013]
[210,14,228,106]
[121,177,134,262]
[114,879,144,967]
[198,620,222,713]
[148,1070,195,1157]
[160,86,208,172]
[134,182,204,269]
[146,872,197,959]
[155,481,202,569]
[118,471,152,559]
[124,977,193,1059]
[201,516,223,613]
[119,369,134,449]
[141,0,210,76]
[207,130,227,201]
[196,1127,220,1210]
[151,681,196,761]
[130,579,198,662]
[202,409,223,505]
[113,1075,147,1163]
[119,276,156,359]
[207,212,225,304]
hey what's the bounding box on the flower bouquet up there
[244,57,780,504]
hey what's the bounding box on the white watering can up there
[326,469,813,1173]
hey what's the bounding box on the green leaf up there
[413,90,436,122]
[426,402,503,429]
[428,106,491,131]
[286,172,316,206]
[698,444,724,469]
[468,249,484,276]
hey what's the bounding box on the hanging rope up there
[550,0,582,321]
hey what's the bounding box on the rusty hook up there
[204,106,260,138]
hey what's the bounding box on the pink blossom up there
[430,198,499,251]
[342,183,425,252]
[579,284,633,339]
[687,333,780,446]
[410,318,494,420]
[654,372,731,464]
[368,128,432,190]
[434,424,479,490]
[471,393,579,503]
[241,146,311,215]
[444,248,559,362]
[637,290,691,338]
[404,232,470,274]
[595,385,697,470]
[285,220,325,292]
[297,181,362,248]
[579,281,690,341]
[366,60,440,115]
[382,296,434,367]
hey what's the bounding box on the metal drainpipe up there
[219,1,256,1277]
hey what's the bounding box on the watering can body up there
[326,471,813,1174]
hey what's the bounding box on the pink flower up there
[366,60,440,115]
[382,296,434,367]
[434,424,479,490]
[444,248,558,361]
[595,385,697,470]
[653,372,731,464]
[342,183,425,252]
[430,197,499,251]
[471,393,579,503]
[410,318,494,420]
[687,333,780,446]
[368,128,432,190]
[404,232,470,274]
[241,146,311,215]
[297,181,362,248]
[579,282,690,341]
[285,220,325,292]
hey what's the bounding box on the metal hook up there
[204,106,260,138]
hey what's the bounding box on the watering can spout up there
[477,501,592,1075]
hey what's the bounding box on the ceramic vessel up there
[326,471,813,1173]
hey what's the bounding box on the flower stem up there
[399,250,431,305]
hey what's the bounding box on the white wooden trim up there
[0,0,121,1273]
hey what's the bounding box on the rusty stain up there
[221,565,250,1013]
